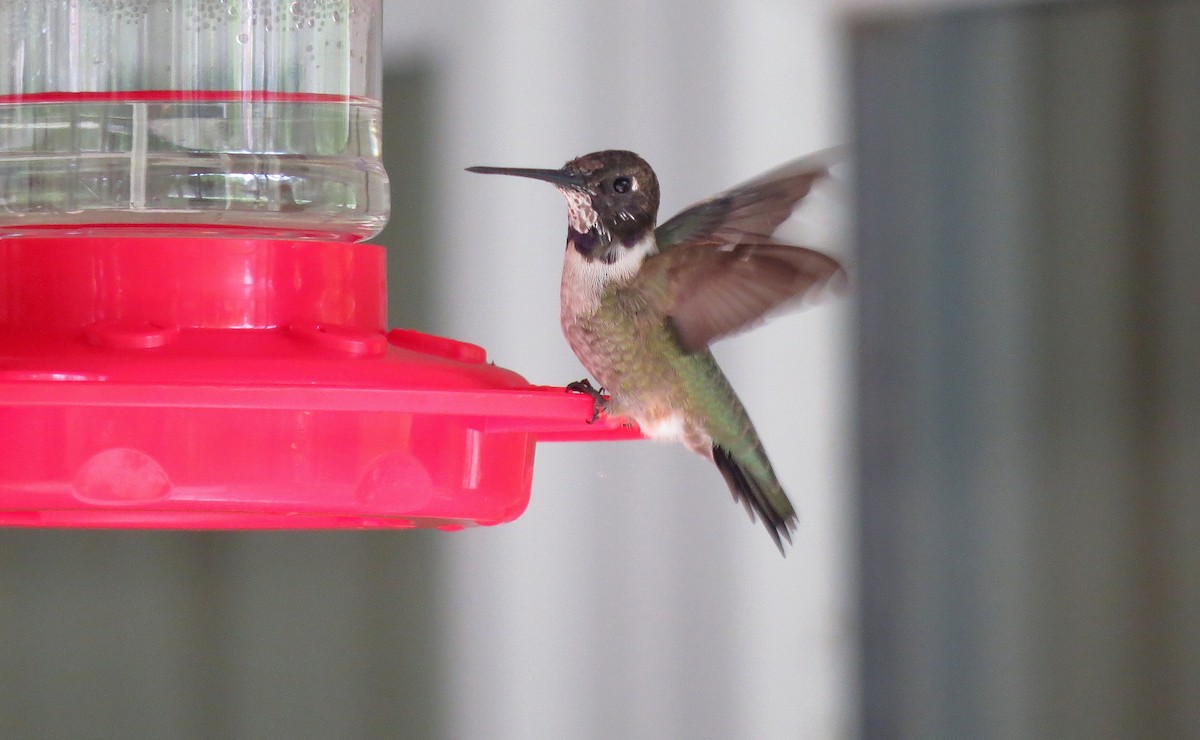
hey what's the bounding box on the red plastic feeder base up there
[0,236,639,529]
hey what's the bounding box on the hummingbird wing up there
[636,241,844,354]
[653,150,837,250]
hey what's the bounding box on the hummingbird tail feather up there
[712,445,796,555]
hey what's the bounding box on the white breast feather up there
[560,232,657,320]
[638,412,686,442]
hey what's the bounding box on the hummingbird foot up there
[565,378,608,423]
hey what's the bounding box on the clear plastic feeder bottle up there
[0,0,388,241]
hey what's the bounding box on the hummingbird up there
[467,150,844,554]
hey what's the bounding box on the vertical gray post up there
[852,3,1200,738]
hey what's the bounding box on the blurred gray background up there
[2,0,1198,738]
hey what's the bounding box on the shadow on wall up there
[0,64,447,740]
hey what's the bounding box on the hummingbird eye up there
[612,176,632,194]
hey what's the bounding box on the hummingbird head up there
[468,150,660,265]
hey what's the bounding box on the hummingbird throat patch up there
[559,188,599,234]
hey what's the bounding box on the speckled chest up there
[558,233,658,384]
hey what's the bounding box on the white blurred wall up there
[386,3,857,737]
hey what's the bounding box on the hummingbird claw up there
[565,378,608,423]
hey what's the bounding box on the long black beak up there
[466,165,586,190]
